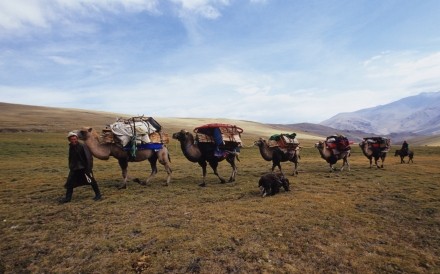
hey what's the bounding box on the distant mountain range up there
[320,91,440,137]
[2,92,440,146]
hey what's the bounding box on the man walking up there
[60,131,102,203]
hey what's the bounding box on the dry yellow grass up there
[0,103,439,273]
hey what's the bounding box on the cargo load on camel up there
[325,135,351,153]
[363,137,391,152]
[193,123,243,155]
[100,116,169,156]
[268,133,300,150]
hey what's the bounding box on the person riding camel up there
[401,140,409,155]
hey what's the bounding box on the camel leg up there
[369,158,373,168]
[294,154,300,175]
[295,153,300,175]
[227,157,237,182]
[292,162,298,176]
[290,158,298,176]
[145,157,158,185]
[155,147,172,186]
[272,162,282,174]
[329,164,335,172]
[340,161,345,171]
[229,165,237,182]
[118,159,129,189]
[340,157,350,171]
[199,161,208,187]
[160,160,172,186]
[209,161,227,184]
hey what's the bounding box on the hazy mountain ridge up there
[1,101,439,145]
[320,91,440,136]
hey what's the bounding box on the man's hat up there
[67,131,78,138]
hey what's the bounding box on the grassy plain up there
[0,130,439,273]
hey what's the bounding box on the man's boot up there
[60,188,72,203]
[91,180,102,201]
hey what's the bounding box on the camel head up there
[76,127,97,141]
[359,140,367,149]
[253,137,266,147]
[315,141,325,150]
[172,129,191,142]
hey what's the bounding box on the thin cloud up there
[1,1,439,124]
[0,1,49,30]
[0,0,160,34]
[363,51,440,95]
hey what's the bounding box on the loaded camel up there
[254,138,300,175]
[172,129,239,187]
[359,139,388,168]
[315,141,350,171]
[76,127,172,188]
[394,149,414,164]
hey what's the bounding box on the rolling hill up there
[2,101,439,146]
[0,102,323,143]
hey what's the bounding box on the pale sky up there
[1,0,439,123]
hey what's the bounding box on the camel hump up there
[326,135,351,151]
[108,116,165,146]
[194,123,243,134]
[268,133,299,149]
[363,136,391,151]
[194,123,243,147]
[112,116,160,135]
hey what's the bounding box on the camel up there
[359,140,388,168]
[394,149,414,164]
[315,141,350,171]
[76,127,172,188]
[172,129,239,187]
[254,138,300,175]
